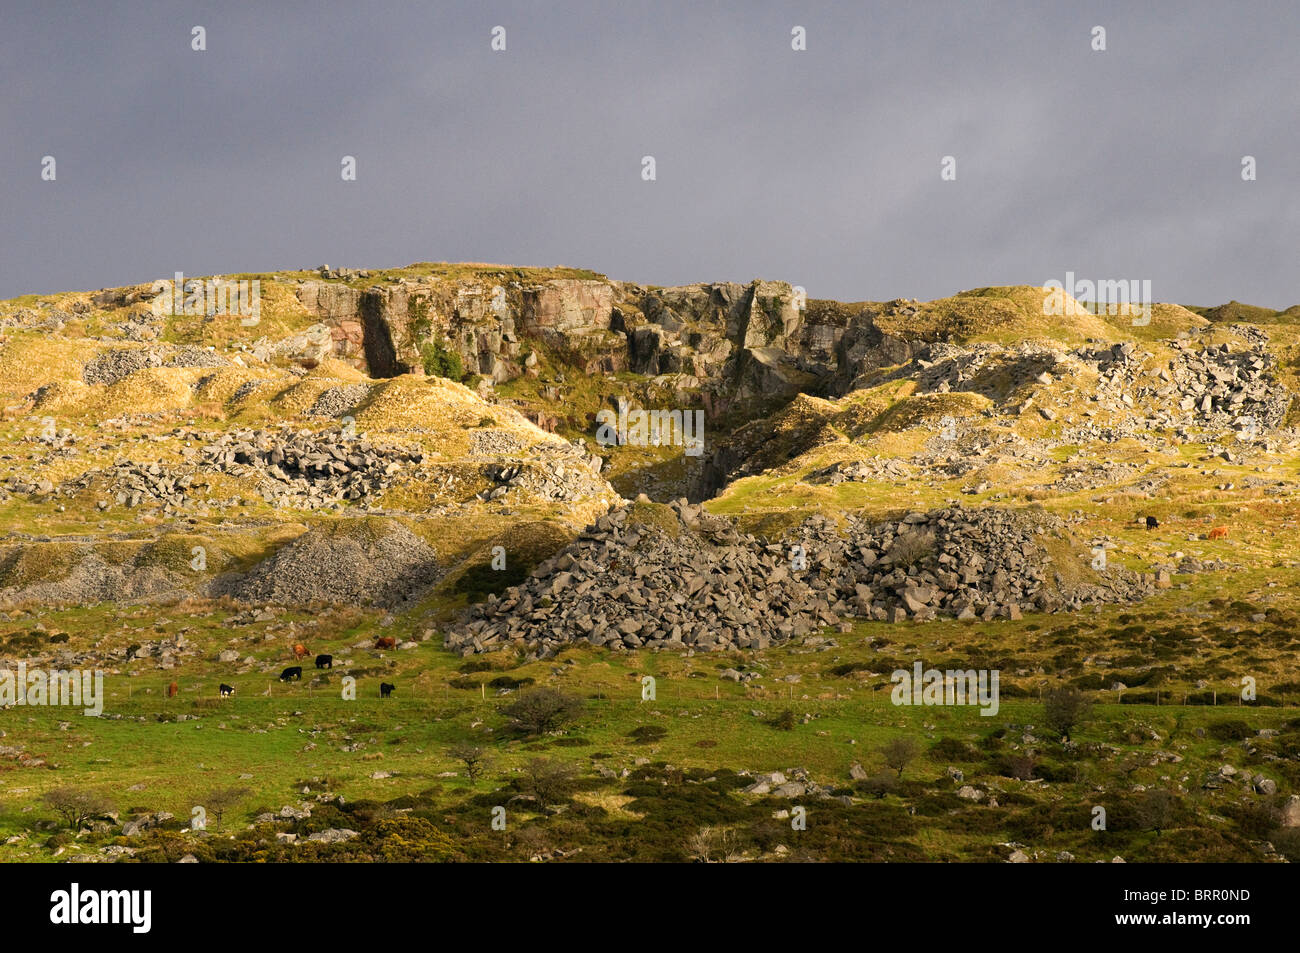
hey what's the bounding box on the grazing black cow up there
[380,682,395,698]
[1145,516,1159,530]
[219,683,235,697]
[279,666,303,682]
[315,654,333,669]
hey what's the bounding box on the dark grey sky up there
[3,0,1297,307]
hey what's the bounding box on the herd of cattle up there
[195,636,402,699]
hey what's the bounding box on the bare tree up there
[42,787,113,831]
[449,743,489,781]
[687,826,744,863]
[1136,789,1177,835]
[203,786,251,830]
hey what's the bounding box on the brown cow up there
[167,681,179,698]
[292,643,309,659]
[374,636,396,650]
[1208,526,1229,540]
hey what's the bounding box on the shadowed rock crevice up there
[360,290,407,377]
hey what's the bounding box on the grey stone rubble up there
[215,520,442,610]
[58,462,205,511]
[860,334,1286,441]
[474,445,609,503]
[307,383,372,418]
[889,340,1069,398]
[447,500,1153,658]
[807,458,912,484]
[80,345,230,386]
[82,348,160,386]
[201,426,423,506]
[1083,337,1287,432]
[251,324,334,368]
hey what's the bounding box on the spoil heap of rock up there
[59,462,205,510]
[474,445,610,503]
[82,346,229,385]
[200,427,423,506]
[897,341,1069,397]
[447,502,1152,657]
[82,348,160,385]
[806,458,912,485]
[449,504,831,656]
[809,507,1150,622]
[1086,339,1288,432]
[307,384,372,418]
[218,521,441,609]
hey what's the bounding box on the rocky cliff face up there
[292,271,905,409]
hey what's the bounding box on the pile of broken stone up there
[447,500,1152,658]
[200,427,423,506]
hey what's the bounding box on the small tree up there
[1136,789,1177,835]
[504,687,584,736]
[519,758,575,809]
[203,786,251,830]
[42,787,113,831]
[881,737,920,779]
[449,743,488,781]
[1043,686,1094,741]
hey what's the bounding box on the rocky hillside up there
[0,262,1297,637]
[5,262,1300,867]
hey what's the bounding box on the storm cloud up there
[2,0,1296,307]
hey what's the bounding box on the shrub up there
[991,753,1038,780]
[767,709,797,731]
[829,661,872,677]
[929,737,980,762]
[881,737,920,778]
[420,339,463,380]
[629,725,668,744]
[42,787,114,831]
[1273,827,1300,863]
[1134,789,1178,834]
[519,758,575,809]
[1043,686,1093,741]
[1207,719,1252,741]
[503,687,584,735]
[885,530,935,569]
[686,826,744,863]
[488,675,535,690]
[858,772,899,799]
